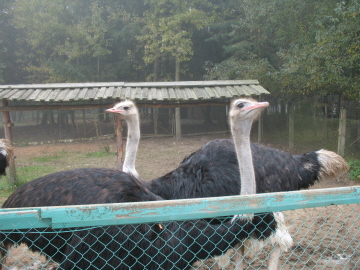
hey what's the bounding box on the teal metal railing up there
[0,186,359,269]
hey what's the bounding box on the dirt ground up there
[2,135,359,269]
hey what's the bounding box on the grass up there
[0,165,59,201]
[85,151,113,158]
[0,146,116,205]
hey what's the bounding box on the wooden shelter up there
[0,80,269,182]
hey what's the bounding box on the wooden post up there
[288,104,294,151]
[175,56,182,140]
[82,110,87,137]
[257,95,263,143]
[337,108,346,156]
[1,100,17,185]
[116,114,124,171]
[153,107,158,137]
[175,107,181,140]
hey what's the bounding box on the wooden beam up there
[0,80,260,90]
[0,101,231,112]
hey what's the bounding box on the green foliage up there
[85,143,112,157]
[278,0,360,99]
[138,0,216,80]
[1,0,359,99]
[347,159,360,181]
[100,143,111,153]
[9,0,140,83]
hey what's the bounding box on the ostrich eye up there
[236,102,245,109]
[124,106,130,110]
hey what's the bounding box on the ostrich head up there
[106,100,139,120]
[229,98,269,128]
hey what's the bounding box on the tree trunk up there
[337,108,346,156]
[154,58,159,82]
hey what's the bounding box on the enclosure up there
[0,86,359,269]
[0,186,359,269]
[3,96,360,159]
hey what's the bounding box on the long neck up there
[123,114,140,179]
[231,119,256,195]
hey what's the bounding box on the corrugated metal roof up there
[0,80,269,103]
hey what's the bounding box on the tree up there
[139,0,216,81]
[10,0,143,83]
[279,0,360,99]
[0,0,25,84]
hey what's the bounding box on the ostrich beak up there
[106,108,123,114]
[242,101,269,111]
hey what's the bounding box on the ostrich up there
[58,98,272,269]
[0,139,13,176]
[106,99,291,268]
[1,98,348,268]
[1,98,271,269]
[0,100,142,265]
[106,100,140,179]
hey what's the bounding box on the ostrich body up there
[0,139,13,176]
[147,140,347,200]
[106,100,140,179]
[2,99,273,270]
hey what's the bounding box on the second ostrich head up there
[106,100,140,179]
[229,98,269,196]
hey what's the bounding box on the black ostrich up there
[57,98,273,269]
[0,139,13,176]
[1,99,272,270]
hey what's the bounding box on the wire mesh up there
[0,195,359,269]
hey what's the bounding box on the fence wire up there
[0,196,359,269]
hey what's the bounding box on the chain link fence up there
[0,187,359,270]
[2,97,360,160]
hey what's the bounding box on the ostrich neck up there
[231,120,256,195]
[123,114,140,178]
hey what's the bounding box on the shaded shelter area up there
[0,80,269,183]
